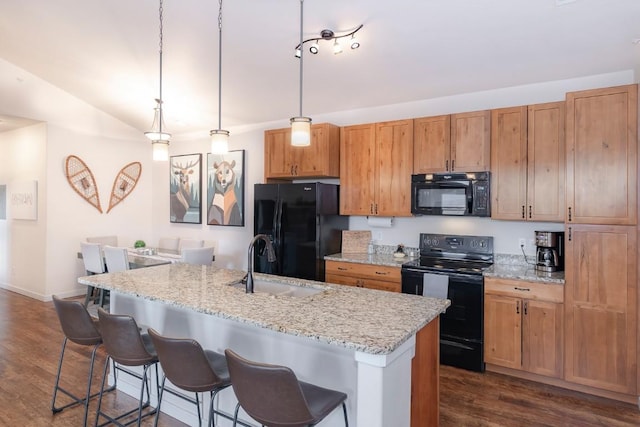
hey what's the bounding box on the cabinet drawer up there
[485,277,563,303]
[326,260,401,282]
[326,273,401,293]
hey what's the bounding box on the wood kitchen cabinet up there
[264,123,340,180]
[491,102,565,222]
[484,278,563,378]
[564,224,637,395]
[340,120,413,216]
[325,260,401,292]
[413,111,490,173]
[565,84,637,225]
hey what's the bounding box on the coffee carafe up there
[535,231,564,272]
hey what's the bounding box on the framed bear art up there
[206,150,245,227]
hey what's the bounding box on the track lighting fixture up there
[294,24,363,57]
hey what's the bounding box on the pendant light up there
[210,0,229,154]
[145,0,171,161]
[290,0,311,147]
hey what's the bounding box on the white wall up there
[0,124,47,298]
[0,58,153,300]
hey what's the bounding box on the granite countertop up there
[324,252,416,267]
[484,254,565,284]
[78,264,449,355]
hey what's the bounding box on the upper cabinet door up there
[376,119,414,216]
[566,84,638,225]
[264,127,293,178]
[413,115,451,174]
[490,106,528,220]
[340,123,377,215]
[451,110,491,172]
[527,101,565,222]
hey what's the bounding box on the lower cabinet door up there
[522,300,563,378]
[484,294,522,370]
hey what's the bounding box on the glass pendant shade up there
[152,141,169,161]
[290,116,312,147]
[145,102,171,142]
[210,129,230,154]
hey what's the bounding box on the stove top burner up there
[402,233,494,275]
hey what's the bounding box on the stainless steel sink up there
[229,279,324,297]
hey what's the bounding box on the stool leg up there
[94,355,111,427]
[50,337,68,413]
[342,402,349,426]
[232,402,240,427]
[153,375,167,427]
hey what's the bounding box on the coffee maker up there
[535,231,564,272]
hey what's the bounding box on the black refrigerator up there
[254,183,348,282]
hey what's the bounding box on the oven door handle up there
[441,338,475,351]
[402,267,484,283]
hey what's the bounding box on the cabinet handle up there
[514,287,530,292]
[446,160,449,171]
[294,165,298,175]
[337,267,348,271]
[516,301,520,315]
[375,204,378,215]
[524,301,528,315]
[568,227,572,242]
[375,271,389,276]
[521,206,525,219]
[451,160,455,171]
[568,207,572,222]
[290,165,294,175]
[528,205,532,219]
[370,204,374,215]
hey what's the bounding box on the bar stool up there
[95,308,159,427]
[51,296,116,427]
[147,328,232,427]
[224,349,349,427]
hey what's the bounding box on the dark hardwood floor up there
[1,288,639,426]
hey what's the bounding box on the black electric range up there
[401,233,493,372]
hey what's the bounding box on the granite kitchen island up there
[79,263,449,427]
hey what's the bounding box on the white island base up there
[109,292,438,427]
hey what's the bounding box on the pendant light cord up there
[158,0,164,135]
[298,0,304,117]
[218,0,223,130]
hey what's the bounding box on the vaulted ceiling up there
[0,0,639,136]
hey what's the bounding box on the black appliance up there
[254,183,348,282]
[535,231,564,272]
[411,172,491,217]
[401,233,493,372]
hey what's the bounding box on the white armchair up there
[181,247,214,266]
[179,238,205,251]
[103,246,130,273]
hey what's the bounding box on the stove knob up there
[432,238,439,245]
[470,240,477,247]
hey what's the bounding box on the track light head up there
[350,34,360,49]
[309,41,319,54]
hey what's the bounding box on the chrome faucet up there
[246,234,276,293]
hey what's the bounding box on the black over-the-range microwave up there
[411,171,491,217]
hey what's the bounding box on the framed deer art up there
[169,153,202,224]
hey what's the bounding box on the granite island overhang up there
[79,263,450,427]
